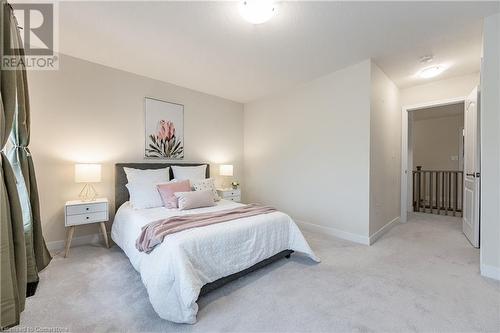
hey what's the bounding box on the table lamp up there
[75,163,101,201]
[219,164,233,189]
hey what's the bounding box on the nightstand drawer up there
[219,190,241,198]
[227,196,241,202]
[66,202,107,216]
[65,211,108,226]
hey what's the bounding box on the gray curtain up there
[1,1,51,329]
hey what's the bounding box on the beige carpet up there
[14,213,500,332]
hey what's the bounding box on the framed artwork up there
[144,97,184,159]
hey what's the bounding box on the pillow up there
[192,178,220,202]
[157,180,191,209]
[174,190,215,210]
[124,167,170,183]
[171,165,207,183]
[124,167,170,209]
[126,182,168,209]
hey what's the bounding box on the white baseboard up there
[369,216,400,245]
[296,220,370,245]
[481,264,500,280]
[46,232,109,252]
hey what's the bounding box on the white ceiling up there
[55,1,499,103]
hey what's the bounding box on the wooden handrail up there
[412,170,463,217]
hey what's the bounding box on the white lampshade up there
[75,164,101,183]
[219,164,233,177]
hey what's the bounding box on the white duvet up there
[111,199,319,324]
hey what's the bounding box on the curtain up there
[10,5,51,287]
[1,1,27,329]
[1,1,51,329]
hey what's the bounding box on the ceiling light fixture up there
[418,65,446,79]
[239,1,276,25]
[419,55,434,64]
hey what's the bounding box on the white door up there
[463,87,480,248]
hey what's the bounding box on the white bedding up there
[111,199,319,324]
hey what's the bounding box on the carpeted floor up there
[15,213,500,332]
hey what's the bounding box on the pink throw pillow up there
[174,190,216,210]
[157,180,191,208]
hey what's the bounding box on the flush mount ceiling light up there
[416,55,447,79]
[239,1,276,25]
[419,55,434,64]
[417,65,447,79]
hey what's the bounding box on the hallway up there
[406,212,471,249]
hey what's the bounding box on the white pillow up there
[174,190,215,210]
[124,167,170,209]
[192,178,220,202]
[171,165,207,183]
[124,167,170,183]
[126,182,168,209]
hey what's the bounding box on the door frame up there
[400,96,466,223]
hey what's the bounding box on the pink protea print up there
[147,119,184,158]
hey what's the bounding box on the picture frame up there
[144,97,185,159]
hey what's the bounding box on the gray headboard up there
[115,162,210,212]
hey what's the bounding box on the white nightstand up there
[217,188,241,203]
[64,198,109,257]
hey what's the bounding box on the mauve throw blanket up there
[136,204,277,253]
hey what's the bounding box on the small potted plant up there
[231,181,240,190]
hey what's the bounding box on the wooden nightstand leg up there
[99,222,110,248]
[64,226,75,258]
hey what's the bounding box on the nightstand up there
[217,188,241,202]
[64,198,109,257]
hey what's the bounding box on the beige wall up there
[369,63,401,237]
[243,59,402,243]
[244,60,372,241]
[412,111,464,171]
[480,13,500,279]
[28,54,244,244]
[400,73,479,107]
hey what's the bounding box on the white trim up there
[481,264,500,280]
[400,96,467,223]
[46,232,109,252]
[403,97,466,112]
[401,106,409,223]
[368,216,400,245]
[296,220,369,245]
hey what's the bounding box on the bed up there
[111,163,319,324]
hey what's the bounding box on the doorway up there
[410,102,464,217]
[401,88,481,248]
